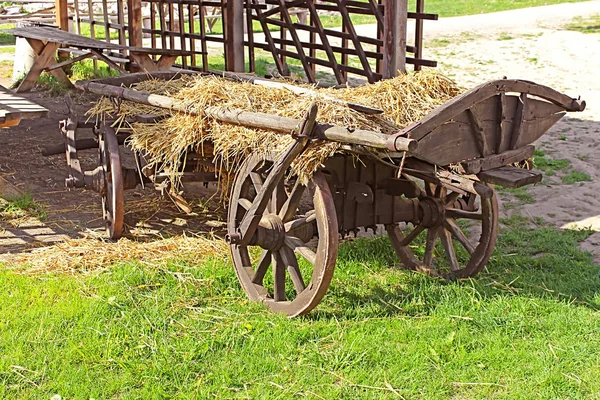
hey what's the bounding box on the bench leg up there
[17,39,73,93]
[130,53,178,73]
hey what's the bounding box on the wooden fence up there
[53,0,436,84]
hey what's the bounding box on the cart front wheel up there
[387,179,498,278]
[228,153,339,317]
[99,126,124,240]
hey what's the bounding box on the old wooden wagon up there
[32,0,586,316]
[60,71,585,316]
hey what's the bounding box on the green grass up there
[562,171,592,184]
[424,0,590,17]
[532,150,592,185]
[0,219,598,398]
[532,149,570,176]
[565,14,600,34]
[0,193,46,220]
[0,23,15,45]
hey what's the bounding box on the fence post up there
[128,0,143,47]
[225,0,245,72]
[55,0,69,31]
[382,0,407,77]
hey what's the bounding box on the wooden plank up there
[382,0,407,77]
[478,166,542,188]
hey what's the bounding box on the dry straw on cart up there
[88,70,461,191]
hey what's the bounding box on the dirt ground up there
[0,92,227,255]
[0,2,598,263]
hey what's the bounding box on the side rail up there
[387,79,586,169]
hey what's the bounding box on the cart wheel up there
[99,126,124,240]
[228,153,339,317]
[387,179,498,278]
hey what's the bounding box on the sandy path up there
[416,3,600,262]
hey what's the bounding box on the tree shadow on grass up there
[307,222,600,321]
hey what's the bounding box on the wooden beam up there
[55,0,69,31]
[467,107,489,157]
[225,0,245,72]
[510,93,528,150]
[127,0,143,48]
[382,0,407,77]
[75,80,418,151]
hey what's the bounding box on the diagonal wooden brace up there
[236,103,318,246]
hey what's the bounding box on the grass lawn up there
[424,0,591,17]
[1,216,598,398]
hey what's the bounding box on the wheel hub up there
[419,197,446,228]
[253,214,286,251]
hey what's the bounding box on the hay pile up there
[5,234,228,274]
[89,70,461,191]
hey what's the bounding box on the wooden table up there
[6,26,192,93]
[0,85,48,127]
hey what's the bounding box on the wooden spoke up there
[446,208,484,221]
[285,235,317,265]
[398,224,425,246]
[271,180,287,214]
[251,250,271,284]
[440,228,460,272]
[284,210,316,233]
[250,172,264,194]
[280,246,306,294]
[273,251,286,301]
[238,198,252,210]
[425,182,435,197]
[279,179,306,222]
[444,219,475,255]
[423,227,438,267]
[444,191,462,206]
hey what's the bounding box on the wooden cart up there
[61,73,585,316]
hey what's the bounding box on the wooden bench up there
[0,85,48,127]
[6,25,194,93]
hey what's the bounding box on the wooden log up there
[74,80,418,152]
[212,70,384,115]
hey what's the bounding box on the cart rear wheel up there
[99,127,124,240]
[228,153,339,317]
[387,178,498,278]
